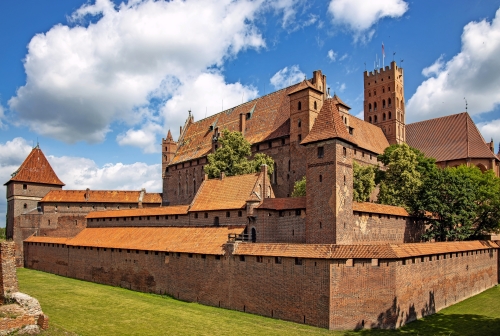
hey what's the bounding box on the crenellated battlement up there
[364,61,403,78]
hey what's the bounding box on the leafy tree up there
[204,129,274,178]
[377,143,423,210]
[417,165,500,241]
[353,162,376,202]
[291,176,306,197]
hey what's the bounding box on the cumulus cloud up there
[9,0,278,151]
[477,119,500,151]
[47,155,161,192]
[0,138,34,227]
[328,0,408,42]
[407,9,500,122]
[327,49,337,62]
[270,65,305,90]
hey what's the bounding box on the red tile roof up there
[190,173,261,211]
[353,202,409,217]
[233,240,498,259]
[349,115,390,154]
[258,197,306,210]
[86,205,189,219]
[332,94,351,109]
[287,79,323,95]
[171,86,295,164]
[23,236,70,244]
[25,227,246,255]
[41,190,162,204]
[5,148,64,186]
[301,98,356,145]
[407,112,498,162]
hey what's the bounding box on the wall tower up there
[161,130,177,206]
[364,61,405,144]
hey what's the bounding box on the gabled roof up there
[190,173,262,211]
[287,79,323,95]
[349,115,390,154]
[86,205,189,219]
[407,112,498,162]
[301,98,357,145]
[5,147,64,186]
[170,85,296,165]
[41,190,162,204]
[353,202,408,217]
[332,94,351,109]
[26,226,246,255]
[258,197,306,210]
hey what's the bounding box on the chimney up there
[489,139,494,153]
[85,188,90,202]
[138,188,146,209]
[239,113,246,134]
[179,126,182,135]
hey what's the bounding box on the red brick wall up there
[253,209,306,243]
[352,213,424,244]
[24,242,498,330]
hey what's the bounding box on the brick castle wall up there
[23,241,498,330]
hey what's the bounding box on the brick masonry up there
[23,241,498,330]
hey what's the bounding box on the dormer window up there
[209,125,214,131]
[349,127,354,135]
[246,112,251,120]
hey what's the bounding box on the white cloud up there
[47,156,161,192]
[0,138,34,228]
[421,54,445,77]
[9,0,269,150]
[116,121,163,153]
[270,65,305,90]
[338,83,346,93]
[327,49,337,62]
[407,9,500,122]
[328,0,408,42]
[477,119,500,151]
[339,53,348,61]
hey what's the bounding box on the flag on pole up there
[382,42,385,67]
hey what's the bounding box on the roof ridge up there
[5,148,65,186]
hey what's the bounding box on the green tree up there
[291,176,306,197]
[377,143,423,210]
[204,129,274,178]
[353,162,376,202]
[417,165,500,241]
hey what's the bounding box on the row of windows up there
[297,101,317,111]
[53,204,135,211]
[90,211,245,223]
[278,209,302,217]
[353,212,404,220]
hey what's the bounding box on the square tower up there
[363,61,405,144]
[161,130,177,206]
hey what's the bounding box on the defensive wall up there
[23,235,499,330]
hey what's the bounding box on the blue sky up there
[2,0,500,226]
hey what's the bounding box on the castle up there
[6,62,500,330]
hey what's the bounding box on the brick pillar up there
[0,241,19,302]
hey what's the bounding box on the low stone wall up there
[24,240,499,330]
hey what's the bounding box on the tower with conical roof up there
[162,130,178,205]
[4,146,65,242]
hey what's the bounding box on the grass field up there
[16,268,500,335]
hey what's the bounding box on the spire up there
[166,129,173,142]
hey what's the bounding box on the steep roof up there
[352,202,409,217]
[190,173,261,211]
[171,85,295,165]
[348,116,390,154]
[287,79,323,95]
[86,205,189,219]
[41,190,162,204]
[301,98,356,145]
[5,147,64,186]
[332,94,351,109]
[407,112,498,162]
[258,197,306,210]
[233,240,497,259]
[26,226,246,255]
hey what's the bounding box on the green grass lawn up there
[16,268,500,336]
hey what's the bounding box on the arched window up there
[319,175,323,182]
[288,160,291,171]
[193,179,196,194]
[369,116,372,123]
[374,90,377,96]
[389,111,392,119]
[251,228,257,243]
[374,102,377,111]
[298,101,302,110]
[388,98,392,107]
[388,86,390,91]
[214,216,220,226]
[369,92,371,97]
[369,103,372,112]
[382,100,386,108]
[314,101,317,110]
[298,119,301,128]
[374,115,378,123]
[383,113,386,121]
[382,87,385,93]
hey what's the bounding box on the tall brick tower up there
[4,146,64,240]
[301,99,356,244]
[161,130,177,206]
[363,61,405,144]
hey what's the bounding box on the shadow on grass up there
[344,314,500,335]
